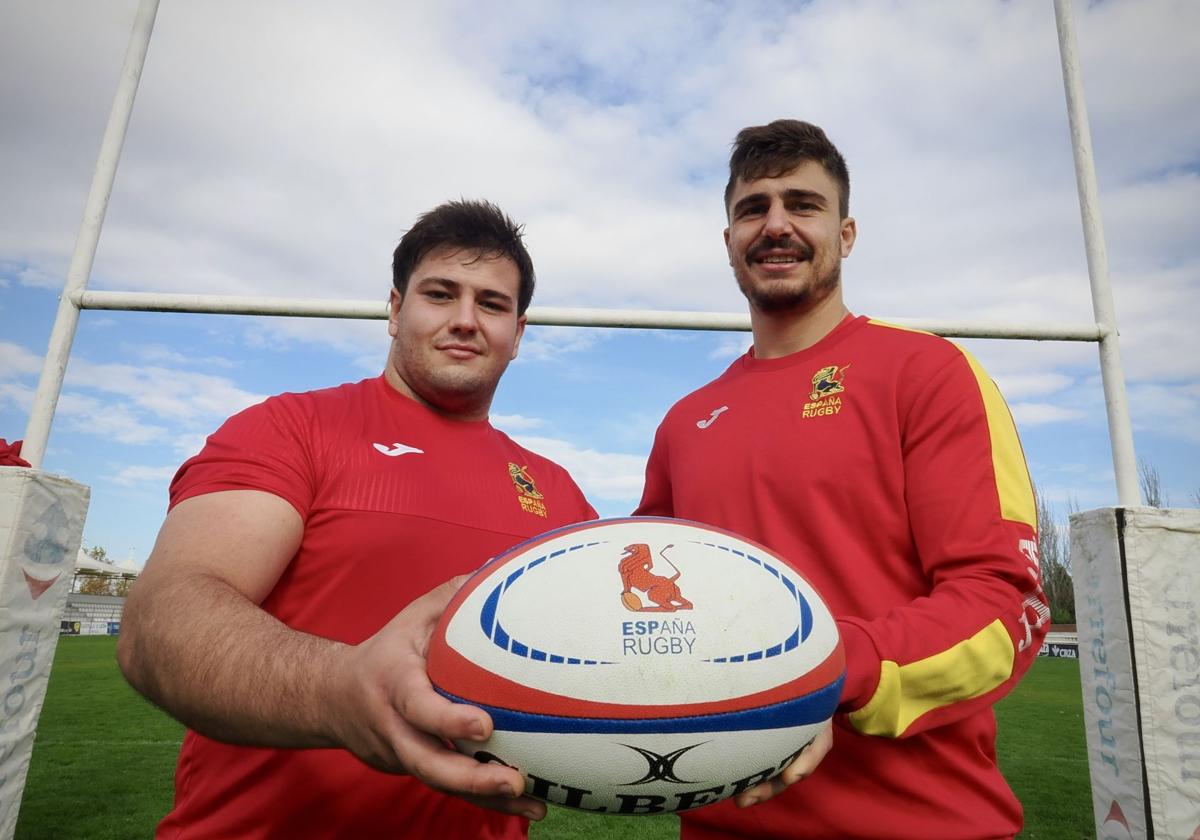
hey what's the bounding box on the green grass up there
[13,636,183,840]
[996,656,1095,839]
[15,638,1092,838]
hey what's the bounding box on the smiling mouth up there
[748,242,811,266]
[437,344,482,358]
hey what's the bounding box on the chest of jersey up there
[309,422,563,534]
[672,361,903,508]
[660,358,927,613]
[261,391,590,640]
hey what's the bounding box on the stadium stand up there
[60,593,125,635]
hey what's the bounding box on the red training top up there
[637,315,1048,840]
[157,376,597,840]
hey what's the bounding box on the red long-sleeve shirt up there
[637,315,1048,840]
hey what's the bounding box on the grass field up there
[15,637,1093,839]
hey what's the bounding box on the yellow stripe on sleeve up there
[865,320,1036,529]
[957,349,1037,529]
[847,619,1015,737]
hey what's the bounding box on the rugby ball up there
[426,517,844,815]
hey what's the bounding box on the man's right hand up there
[118,491,544,819]
[327,575,545,819]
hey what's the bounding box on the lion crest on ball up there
[618,543,693,612]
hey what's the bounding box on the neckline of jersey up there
[372,374,497,432]
[739,314,868,372]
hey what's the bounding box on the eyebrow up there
[731,188,828,217]
[415,276,515,306]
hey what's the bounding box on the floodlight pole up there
[21,0,160,469]
[1053,0,1140,506]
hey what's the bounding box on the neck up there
[382,359,491,422]
[749,289,849,359]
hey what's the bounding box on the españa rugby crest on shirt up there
[802,363,849,419]
[509,462,548,518]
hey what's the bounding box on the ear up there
[840,217,857,258]
[387,288,402,338]
[723,227,734,267]
[510,315,527,361]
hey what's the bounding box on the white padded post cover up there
[0,469,89,839]
[1071,506,1200,840]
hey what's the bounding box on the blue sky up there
[2,0,1197,568]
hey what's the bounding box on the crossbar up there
[74,290,1106,341]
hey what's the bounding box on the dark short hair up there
[392,200,536,315]
[724,120,850,218]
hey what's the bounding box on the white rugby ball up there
[426,517,844,815]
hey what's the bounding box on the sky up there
[1,0,1197,569]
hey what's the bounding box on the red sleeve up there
[169,395,316,520]
[836,347,1049,738]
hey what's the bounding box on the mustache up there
[746,238,813,263]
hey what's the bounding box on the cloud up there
[1126,382,1200,443]
[17,264,63,290]
[709,334,752,361]
[173,432,211,460]
[0,338,262,453]
[0,381,35,411]
[109,464,178,486]
[991,372,1074,400]
[124,342,238,369]
[512,434,646,505]
[493,414,546,432]
[0,341,43,377]
[1010,402,1087,427]
[65,359,265,423]
[516,326,607,363]
[56,393,170,445]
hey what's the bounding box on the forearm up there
[118,571,348,748]
[833,346,1048,738]
[835,568,1046,738]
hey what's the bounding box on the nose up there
[762,201,790,238]
[448,296,480,333]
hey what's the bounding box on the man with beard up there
[118,200,595,838]
[635,120,1048,839]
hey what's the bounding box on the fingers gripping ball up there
[426,517,844,815]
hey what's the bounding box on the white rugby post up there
[3,3,156,839]
[1053,0,1139,507]
[1055,5,1200,838]
[20,0,161,471]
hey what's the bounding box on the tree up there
[1138,458,1168,508]
[78,572,114,596]
[1034,484,1075,625]
[77,544,124,596]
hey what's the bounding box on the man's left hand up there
[733,721,833,808]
